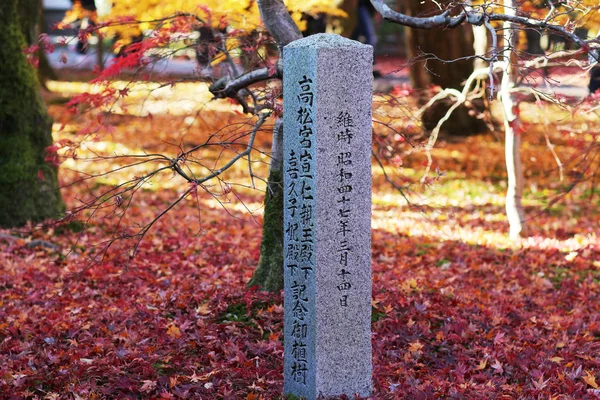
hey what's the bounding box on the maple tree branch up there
[195,113,269,185]
[417,62,506,181]
[487,13,589,51]
[544,0,557,23]
[523,49,591,70]
[372,119,415,148]
[167,113,270,185]
[371,150,410,204]
[209,67,280,102]
[65,166,172,221]
[57,155,170,189]
[213,30,244,79]
[130,186,194,258]
[484,17,499,97]
[206,0,300,113]
[95,12,206,30]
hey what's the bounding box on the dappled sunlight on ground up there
[48,79,600,255]
[1,79,599,398]
[47,80,242,116]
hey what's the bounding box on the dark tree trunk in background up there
[405,0,488,135]
[525,29,544,55]
[590,66,600,94]
[0,0,64,227]
[18,0,57,86]
[405,0,474,89]
[339,0,359,38]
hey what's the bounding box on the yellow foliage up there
[62,1,96,26]
[93,0,345,42]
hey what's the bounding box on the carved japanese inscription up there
[283,33,373,400]
[285,75,316,387]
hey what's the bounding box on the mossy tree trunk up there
[248,121,285,292]
[248,0,302,292]
[0,0,64,227]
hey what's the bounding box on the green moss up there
[0,0,64,227]
[284,395,304,400]
[248,169,284,292]
[217,302,261,329]
[371,306,386,323]
[218,303,249,323]
[55,220,85,234]
[436,258,451,267]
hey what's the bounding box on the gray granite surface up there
[283,33,373,400]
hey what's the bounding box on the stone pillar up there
[283,33,373,400]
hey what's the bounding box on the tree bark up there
[405,0,474,90]
[248,120,284,291]
[257,0,302,58]
[249,0,302,291]
[0,0,64,227]
[500,0,527,240]
[472,24,488,70]
[18,0,57,86]
[405,0,487,135]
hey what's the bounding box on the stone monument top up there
[285,32,367,48]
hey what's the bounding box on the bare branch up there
[484,17,499,98]
[417,63,506,181]
[190,112,270,185]
[487,13,590,52]
[372,150,410,204]
[130,186,193,258]
[370,0,466,28]
[523,49,590,70]
[369,0,599,61]
[209,67,280,100]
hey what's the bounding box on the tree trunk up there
[500,0,527,240]
[0,0,64,227]
[472,24,488,70]
[96,35,105,71]
[249,0,302,291]
[405,0,488,135]
[18,0,57,86]
[248,120,284,291]
[405,0,474,90]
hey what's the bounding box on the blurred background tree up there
[0,0,64,227]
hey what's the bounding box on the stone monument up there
[283,33,373,399]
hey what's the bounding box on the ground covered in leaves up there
[1,80,600,399]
